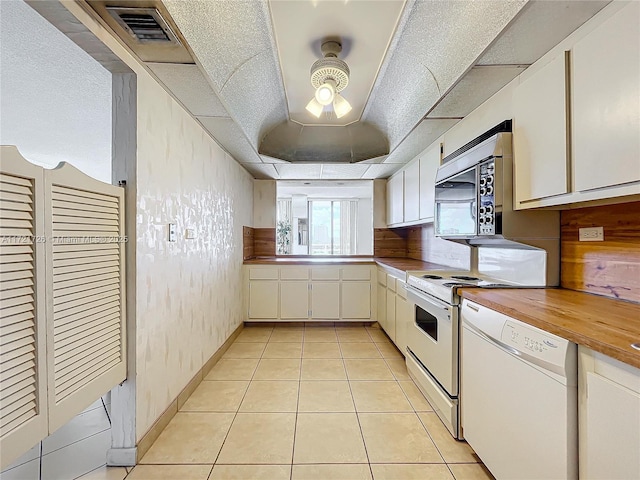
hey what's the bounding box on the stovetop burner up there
[451,275,481,281]
[422,274,443,280]
[442,282,466,288]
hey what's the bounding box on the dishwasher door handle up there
[464,321,521,358]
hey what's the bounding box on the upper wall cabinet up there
[419,143,440,221]
[514,52,569,205]
[571,2,640,192]
[403,161,420,223]
[387,172,404,226]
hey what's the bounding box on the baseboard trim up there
[135,323,244,462]
[107,447,137,466]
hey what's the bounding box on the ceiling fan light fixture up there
[305,97,324,118]
[315,79,336,105]
[333,93,352,119]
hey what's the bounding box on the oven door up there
[434,166,478,238]
[406,286,458,397]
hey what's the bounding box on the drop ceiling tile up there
[274,164,322,180]
[477,1,610,65]
[428,66,525,118]
[242,163,279,180]
[198,117,262,163]
[385,119,460,164]
[361,164,404,179]
[148,63,228,117]
[320,164,370,180]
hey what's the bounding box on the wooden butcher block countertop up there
[460,288,640,369]
[245,256,448,273]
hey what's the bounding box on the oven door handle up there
[406,286,450,311]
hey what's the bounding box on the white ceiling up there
[70,0,611,181]
[269,0,405,126]
[278,180,372,199]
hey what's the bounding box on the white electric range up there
[404,269,526,439]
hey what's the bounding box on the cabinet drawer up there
[311,267,340,280]
[280,267,309,280]
[386,274,397,292]
[249,268,279,280]
[342,266,371,281]
[377,269,387,286]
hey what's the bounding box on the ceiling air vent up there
[106,7,181,44]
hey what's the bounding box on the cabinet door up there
[583,372,640,479]
[514,52,569,204]
[395,282,409,355]
[572,2,640,192]
[404,161,420,222]
[280,282,309,319]
[249,281,279,319]
[419,143,439,220]
[311,282,340,319]
[341,282,371,319]
[385,290,396,342]
[386,173,404,225]
[377,284,387,329]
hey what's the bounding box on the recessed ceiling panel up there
[477,1,611,65]
[269,0,405,126]
[198,117,262,164]
[275,163,323,180]
[361,163,404,179]
[148,63,229,117]
[320,164,369,180]
[384,118,460,164]
[428,66,525,118]
[242,163,279,179]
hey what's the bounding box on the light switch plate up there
[185,228,197,239]
[168,223,177,242]
[579,226,604,242]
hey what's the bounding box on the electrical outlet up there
[168,223,177,242]
[579,226,604,242]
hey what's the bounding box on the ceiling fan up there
[305,40,352,119]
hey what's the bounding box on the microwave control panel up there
[478,160,495,235]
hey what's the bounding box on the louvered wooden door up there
[0,150,48,467]
[45,163,126,432]
[0,147,127,468]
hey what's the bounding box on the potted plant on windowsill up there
[276,220,292,255]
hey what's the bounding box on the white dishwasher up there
[461,299,578,480]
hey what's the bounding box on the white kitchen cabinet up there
[403,161,420,222]
[386,172,404,226]
[419,143,440,221]
[385,288,396,342]
[394,280,410,357]
[249,281,279,319]
[341,282,371,319]
[311,282,340,319]
[514,51,569,205]
[377,274,387,330]
[578,346,640,479]
[572,2,640,193]
[280,282,309,319]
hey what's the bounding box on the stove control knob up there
[485,204,494,214]
[480,187,487,196]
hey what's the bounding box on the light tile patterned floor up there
[128,324,495,480]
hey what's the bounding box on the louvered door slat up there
[54,322,119,354]
[54,290,119,317]
[0,343,34,367]
[1,253,34,265]
[0,399,37,432]
[53,265,119,284]
[53,208,118,221]
[0,210,33,221]
[55,343,120,380]
[0,359,35,384]
[0,377,34,403]
[0,182,32,196]
[0,201,32,213]
[53,278,119,302]
[0,350,35,375]
[0,262,35,274]
[0,173,32,188]
[0,320,35,340]
[53,243,119,254]
[1,392,36,423]
[51,199,116,215]
[0,294,34,311]
[0,191,32,204]
[0,269,33,283]
[53,306,119,331]
[52,271,119,291]
[53,215,118,226]
[0,312,34,329]
[54,338,119,373]
[1,278,34,292]
[55,354,120,401]
[0,302,34,321]
[54,282,119,308]
[53,258,118,276]
[0,245,33,255]
[51,192,117,210]
[0,327,34,347]
[54,254,119,269]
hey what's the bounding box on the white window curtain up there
[340,200,358,255]
[276,199,292,254]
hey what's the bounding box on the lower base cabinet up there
[578,346,640,479]
[246,265,373,322]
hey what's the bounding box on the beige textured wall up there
[134,73,253,439]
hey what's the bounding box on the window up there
[276,180,373,256]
